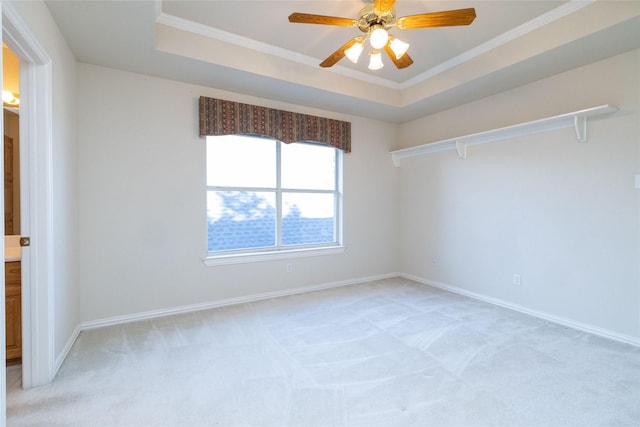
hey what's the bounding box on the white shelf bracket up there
[455,140,467,159]
[574,115,588,142]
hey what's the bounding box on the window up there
[205,135,343,264]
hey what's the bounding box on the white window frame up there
[203,137,344,266]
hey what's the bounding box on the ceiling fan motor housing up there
[357,5,396,33]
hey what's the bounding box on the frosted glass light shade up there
[368,50,384,70]
[369,26,389,49]
[344,40,364,63]
[2,90,19,106]
[389,37,410,59]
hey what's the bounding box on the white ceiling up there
[45,0,640,123]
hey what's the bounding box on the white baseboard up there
[80,272,397,330]
[79,271,639,348]
[55,324,81,375]
[401,273,640,347]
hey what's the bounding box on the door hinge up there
[19,237,30,247]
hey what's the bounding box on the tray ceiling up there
[45,0,640,122]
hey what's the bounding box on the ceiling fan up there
[288,0,476,70]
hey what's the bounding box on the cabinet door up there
[5,283,21,361]
[4,135,14,235]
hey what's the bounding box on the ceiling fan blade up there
[319,38,360,68]
[288,12,357,27]
[374,0,396,15]
[397,8,476,30]
[383,43,413,69]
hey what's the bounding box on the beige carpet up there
[7,277,640,426]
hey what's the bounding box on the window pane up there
[281,143,336,190]
[282,193,335,246]
[207,191,276,251]
[207,135,276,188]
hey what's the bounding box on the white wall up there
[7,0,80,363]
[77,64,400,323]
[398,49,640,341]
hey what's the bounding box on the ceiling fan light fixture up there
[368,50,384,70]
[389,36,410,59]
[369,25,389,50]
[345,38,364,63]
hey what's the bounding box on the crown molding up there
[399,0,595,89]
[155,1,594,93]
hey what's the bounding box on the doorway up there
[3,2,56,392]
[3,43,22,371]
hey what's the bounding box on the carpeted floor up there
[7,277,640,426]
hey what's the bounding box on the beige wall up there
[77,64,400,322]
[7,0,80,363]
[77,51,640,342]
[13,0,639,347]
[398,49,640,340]
[2,44,19,96]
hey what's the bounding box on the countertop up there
[5,235,21,262]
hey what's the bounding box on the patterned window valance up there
[199,96,351,153]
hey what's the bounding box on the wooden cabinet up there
[5,261,21,364]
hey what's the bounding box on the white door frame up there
[2,1,55,390]
[1,5,5,425]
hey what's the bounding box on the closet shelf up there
[390,105,618,165]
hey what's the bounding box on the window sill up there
[202,245,346,266]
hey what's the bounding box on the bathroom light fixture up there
[2,90,19,107]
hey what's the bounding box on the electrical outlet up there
[513,274,521,286]
[286,263,293,273]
